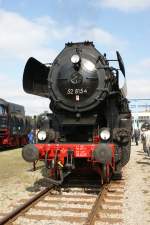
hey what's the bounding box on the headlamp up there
[100,129,110,141]
[71,54,80,64]
[37,130,47,141]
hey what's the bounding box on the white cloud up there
[75,26,125,50]
[128,79,150,98]
[0,10,72,61]
[0,9,70,115]
[0,9,125,61]
[94,0,150,12]
[127,58,150,98]
[127,58,150,77]
[0,9,127,115]
[0,73,50,115]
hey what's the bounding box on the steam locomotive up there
[0,98,30,148]
[22,41,131,184]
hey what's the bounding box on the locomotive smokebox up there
[22,144,39,162]
[93,144,112,164]
[48,42,106,112]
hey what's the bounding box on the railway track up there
[0,179,125,225]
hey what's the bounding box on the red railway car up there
[0,98,29,148]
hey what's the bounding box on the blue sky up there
[0,0,150,114]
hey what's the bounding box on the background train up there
[36,112,60,144]
[22,41,132,184]
[0,98,31,148]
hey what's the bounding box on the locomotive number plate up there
[67,88,87,95]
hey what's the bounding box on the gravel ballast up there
[0,144,150,224]
[123,143,150,225]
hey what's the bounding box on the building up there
[132,111,150,129]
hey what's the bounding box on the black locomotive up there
[22,42,131,183]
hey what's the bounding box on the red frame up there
[35,142,116,169]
